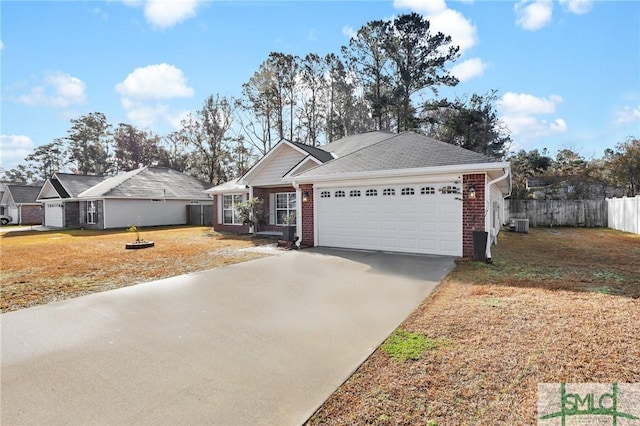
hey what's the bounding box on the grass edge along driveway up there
[307,228,640,425]
[1,226,272,313]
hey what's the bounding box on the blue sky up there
[1,0,639,172]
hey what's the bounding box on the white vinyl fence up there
[607,196,640,234]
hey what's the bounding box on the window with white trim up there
[421,186,435,195]
[382,188,395,196]
[365,189,378,197]
[275,192,296,225]
[349,190,361,197]
[400,187,415,195]
[320,191,331,198]
[335,190,346,198]
[86,201,96,224]
[223,194,243,225]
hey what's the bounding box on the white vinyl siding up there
[316,182,462,256]
[247,145,306,186]
[103,199,211,229]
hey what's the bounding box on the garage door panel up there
[317,183,462,256]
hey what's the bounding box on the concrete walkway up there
[1,248,454,426]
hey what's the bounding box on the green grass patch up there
[382,328,442,362]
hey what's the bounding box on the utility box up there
[472,231,488,261]
[509,218,530,233]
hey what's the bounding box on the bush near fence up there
[607,196,640,234]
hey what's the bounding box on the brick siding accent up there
[462,173,486,257]
[212,194,250,233]
[300,184,314,247]
[19,205,43,225]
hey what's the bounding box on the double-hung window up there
[275,192,296,225]
[86,201,96,224]
[223,194,243,225]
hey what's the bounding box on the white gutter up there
[485,167,511,260]
[286,161,510,184]
[291,181,302,248]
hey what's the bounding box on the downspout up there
[292,181,302,249]
[485,167,511,260]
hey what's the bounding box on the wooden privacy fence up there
[187,204,213,226]
[505,199,607,227]
[607,196,640,234]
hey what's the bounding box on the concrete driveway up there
[1,248,454,426]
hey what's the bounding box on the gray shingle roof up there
[320,130,396,156]
[6,185,42,204]
[295,131,497,178]
[101,167,210,199]
[289,141,334,163]
[55,173,106,198]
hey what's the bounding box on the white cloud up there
[0,135,34,168]
[116,64,194,128]
[121,0,199,29]
[615,105,640,124]
[450,57,487,82]
[342,25,357,39]
[393,0,447,15]
[393,0,477,54]
[115,63,194,100]
[499,92,567,139]
[144,0,199,29]
[515,0,553,31]
[15,72,86,108]
[500,92,562,115]
[559,0,592,14]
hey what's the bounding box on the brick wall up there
[212,194,250,233]
[300,184,314,247]
[19,205,43,225]
[462,173,486,258]
[65,202,80,228]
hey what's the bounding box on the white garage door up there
[45,202,63,227]
[316,183,462,256]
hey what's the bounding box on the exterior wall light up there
[303,191,310,202]
[468,184,477,199]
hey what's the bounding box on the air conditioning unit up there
[514,219,529,233]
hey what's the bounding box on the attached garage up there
[45,202,64,227]
[315,182,463,256]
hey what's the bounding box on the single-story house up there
[37,167,212,229]
[207,131,511,258]
[0,184,44,225]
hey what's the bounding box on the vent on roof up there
[510,218,529,233]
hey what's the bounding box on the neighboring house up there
[0,184,44,225]
[37,167,212,229]
[207,131,511,258]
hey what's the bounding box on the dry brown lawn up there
[0,226,271,312]
[308,228,640,425]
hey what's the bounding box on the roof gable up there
[5,185,42,204]
[240,141,308,186]
[54,173,107,198]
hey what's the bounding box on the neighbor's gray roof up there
[54,173,107,198]
[295,131,497,178]
[6,185,42,204]
[98,167,210,199]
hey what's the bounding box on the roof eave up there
[287,162,511,184]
